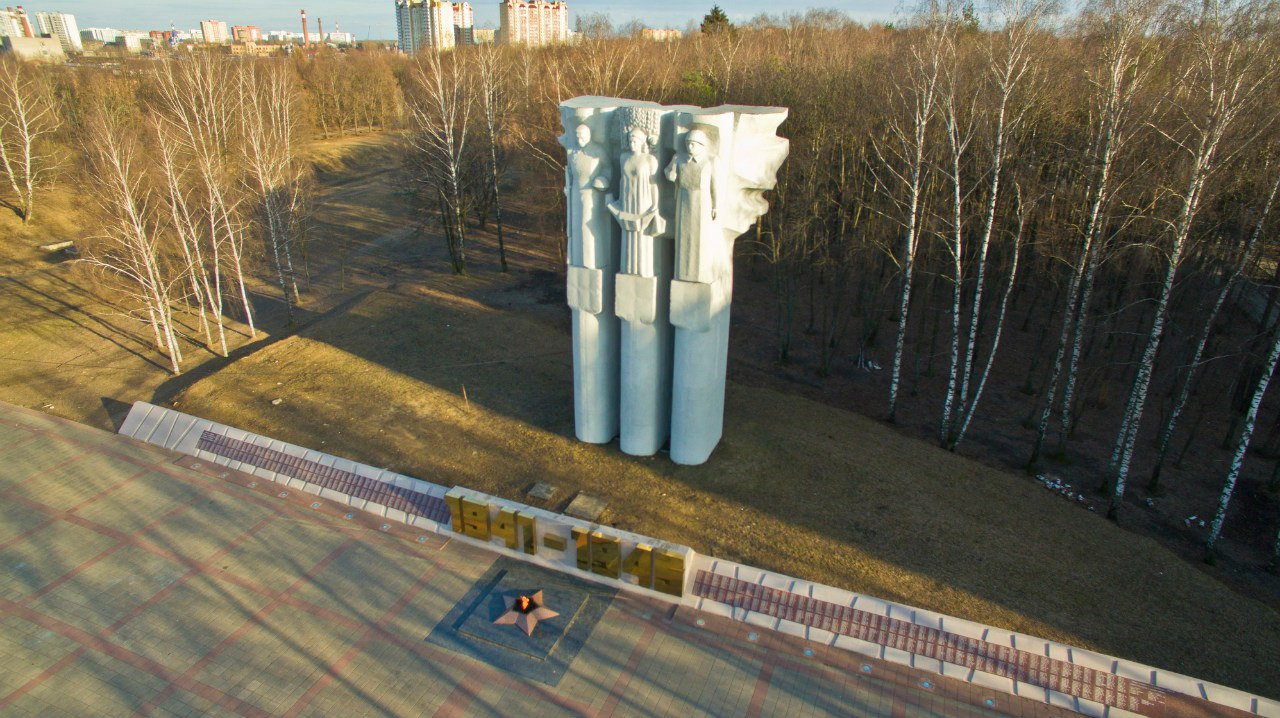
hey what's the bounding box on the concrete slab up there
[1014,681,1049,702]
[526,482,557,501]
[833,634,883,659]
[1070,647,1117,673]
[564,492,607,521]
[970,670,1016,694]
[1076,697,1107,717]
[1202,683,1264,712]
[912,655,943,674]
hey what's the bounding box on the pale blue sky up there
[43,1,899,40]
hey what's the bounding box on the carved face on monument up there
[575,124,591,150]
[686,129,710,161]
[627,128,648,155]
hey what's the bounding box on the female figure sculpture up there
[608,111,663,278]
[605,106,671,456]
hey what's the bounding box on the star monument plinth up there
[492,589,560,636]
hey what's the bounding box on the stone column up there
[560,101,620,444]
[608,104,674,457]
[665,107,789,465]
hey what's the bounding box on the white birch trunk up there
[1109,171,1207,515]
[1150,170,1280,489]
[1206,320,1280,553]
[953,190,1026,448]
[879,11,950,424]
[0,57,59,224]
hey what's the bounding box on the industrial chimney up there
[300,8,309,47]
[317,17,323,44]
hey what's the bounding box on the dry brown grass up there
[171,283,1280,699]
[3,131,1277,699]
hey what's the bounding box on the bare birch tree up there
[154,124,229,357]
[1107,0,1280,517]
[941,0,1048,450]
[936,26,976,444]
[407,49,474,275]
[1028,0,1162,468]
[82,111,184,374]
[874,7,952,423]
[150,54,257,337]
[239,58,306,322]
[475,43,511,272]
[1206,315,1280,559]
[0,55,60,224]
[1149,162,1280,491]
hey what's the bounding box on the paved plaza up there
[0,402,1096,717]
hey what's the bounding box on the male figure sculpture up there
[566,124,611,269]
[665,128,718,284]
[564,118,619,444]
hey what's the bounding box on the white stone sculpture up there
[566,123,611,270]
[609,108,664,279]
[608,105,673,456]
[562,111,619,444]
[561,96,788,465]
[665,128,718,284]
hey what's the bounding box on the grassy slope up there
[4,132,1276,698]
[172,284,1280,698]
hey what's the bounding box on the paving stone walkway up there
[0,402,1103,717]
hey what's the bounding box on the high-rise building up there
[0,6,36,39]
[80,27,121,43]
[452,2,473,45]
[199,19,229,44]
[232,25,262,43]
[33,10,80,51]
[0,7,26,37]
[1,35,64,62]
[395,0,455,53]
[498,0,568,46]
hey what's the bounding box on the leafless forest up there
[4,0,1280,576]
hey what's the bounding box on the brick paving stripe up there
[692,570,1168,716]
[196,430,451,525]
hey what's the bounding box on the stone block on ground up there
[526,482,557,502]
[564,492,607,522]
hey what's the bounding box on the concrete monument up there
[560,96,788,465]
[563,115,619,444]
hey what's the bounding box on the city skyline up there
[36,1,897,41]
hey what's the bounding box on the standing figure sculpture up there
[608,120,663,278]
[565,124,612,270]
[559,96,789,465]
[563,115,619,444]
[607,106,673,456]
[665,128,718,284]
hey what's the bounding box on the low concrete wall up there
[119,401,1279,718]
